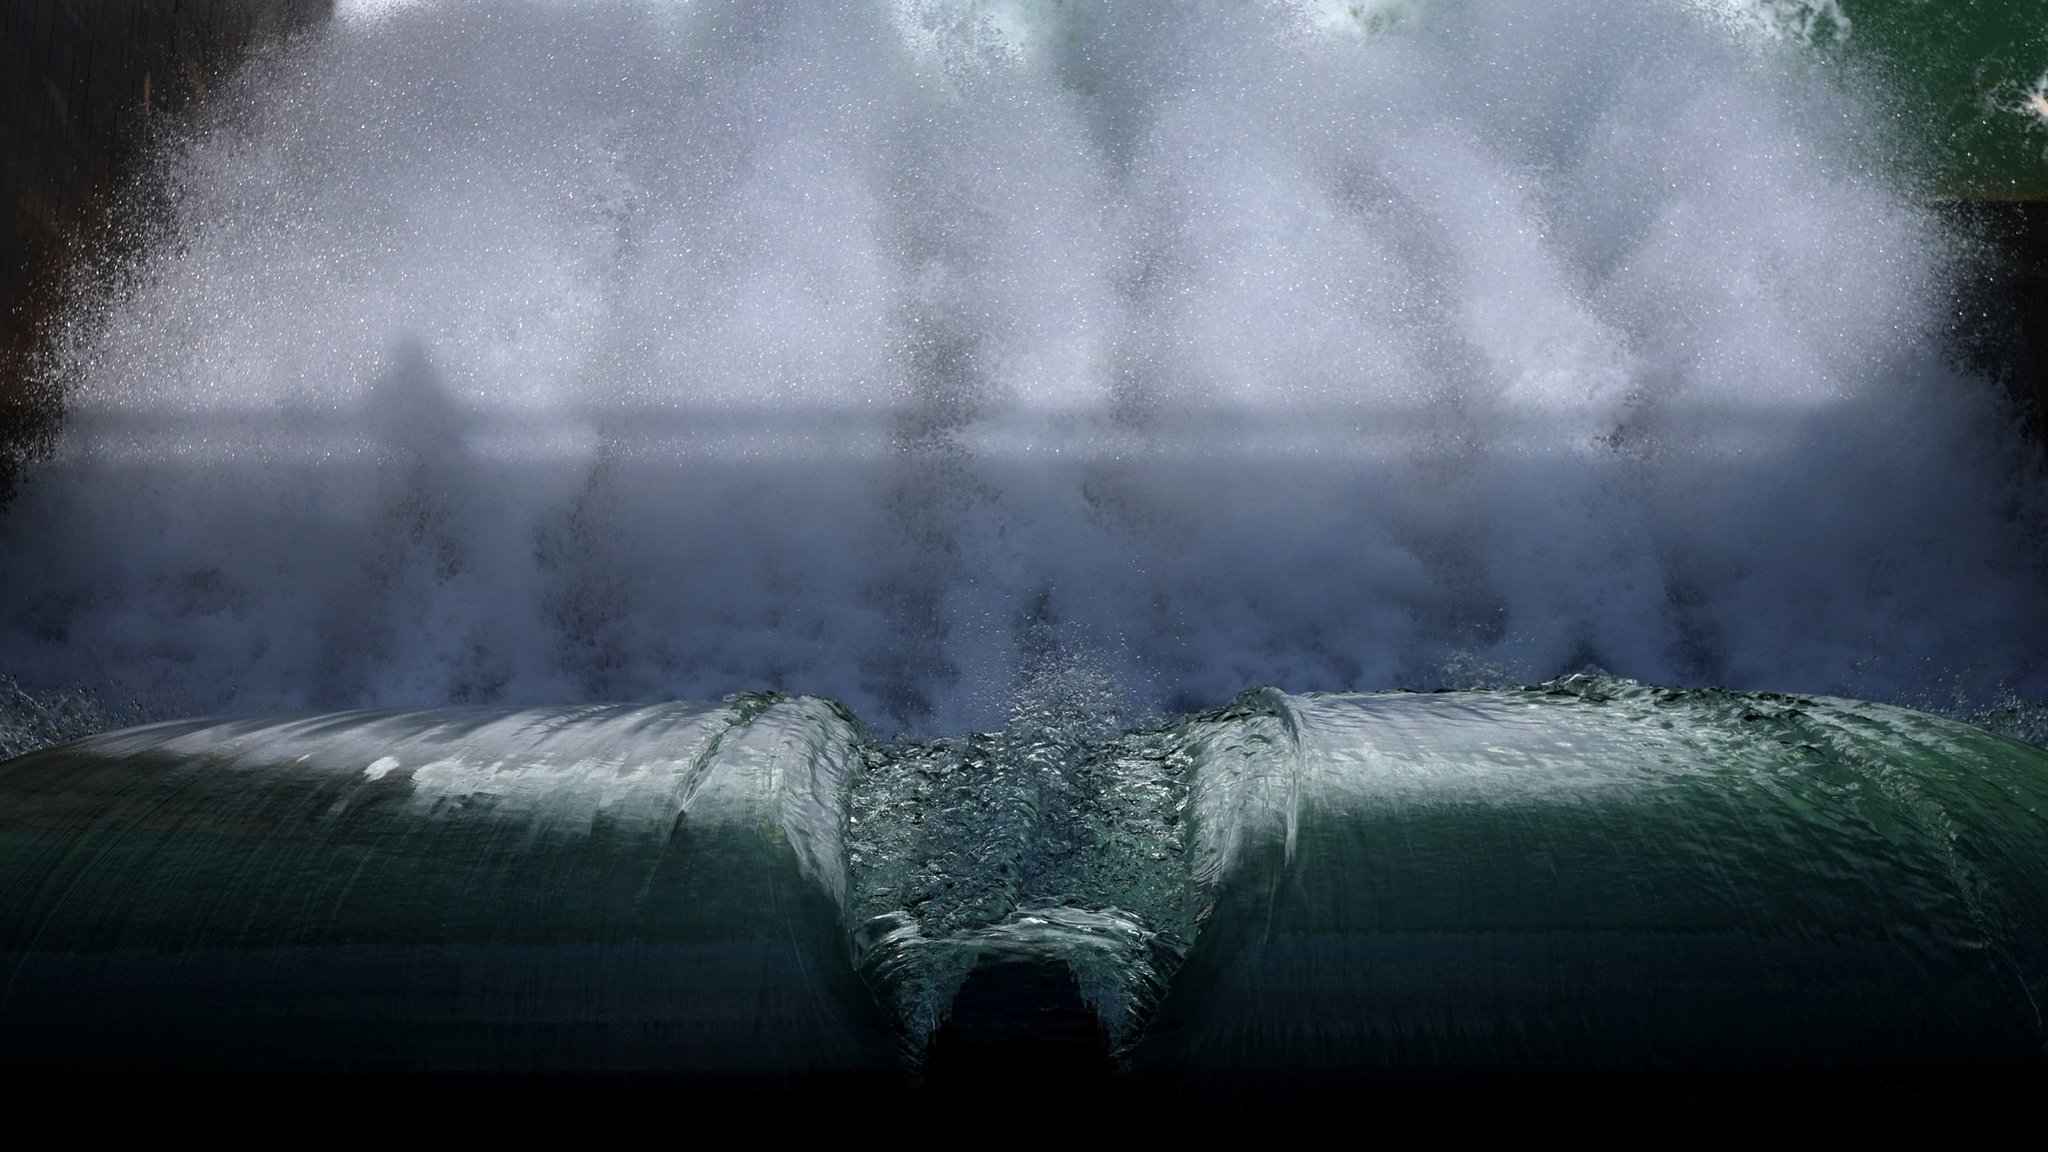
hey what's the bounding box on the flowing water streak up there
[845,640,1193,1052]
[7,677,2045,1071]
[0,0,2043,734]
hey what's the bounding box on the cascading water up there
[4,0,2048,1111]
[6,673,2047,1097]
[2,0,2044,733]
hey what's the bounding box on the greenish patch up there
[1839,0,2048,197]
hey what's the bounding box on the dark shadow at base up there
[7,1065,2039,1136]
[921,954,1121,1097]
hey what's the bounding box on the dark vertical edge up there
[0,1,335,508]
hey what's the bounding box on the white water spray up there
[0,0,2040,732]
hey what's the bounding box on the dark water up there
[3,676,2043,1123]
[3,2,2048,1124]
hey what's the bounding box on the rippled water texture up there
[3,678,2043,1078]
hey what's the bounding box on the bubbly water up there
[1,0,2044,734]
[6,676,2046,1075]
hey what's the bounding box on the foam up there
[0,0,2040,734]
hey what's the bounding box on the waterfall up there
[0,0,2041,735]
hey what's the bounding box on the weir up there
[3,676,2045,1118]
[3,0,2048,1124]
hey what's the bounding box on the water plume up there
[0,0,2041,734]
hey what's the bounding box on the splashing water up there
[1688,0,1851,47]
[845,637,1194,1053]
[0,676,151,762]
[0,0,2043,735]
[8,673,2046,1076]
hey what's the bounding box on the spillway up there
[4,0,2048,1125]
[3,677,2042,1118]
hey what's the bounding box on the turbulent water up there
[6,2,2048,1100]
[0,0,2044,736]
[4,676,2045,1077]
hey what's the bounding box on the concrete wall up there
[0,1,332,504]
